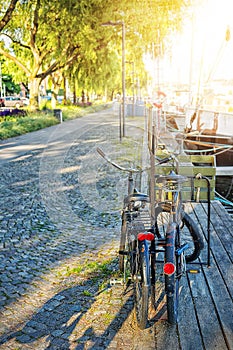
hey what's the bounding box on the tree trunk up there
[29,77,40,110]
[63,74,67,105]
[51,93,57,109]
[51,71,63,109]
[73,75,76,104]
[81,90,85,104]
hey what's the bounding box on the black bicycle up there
[97,148,204,328]
[155,169,203,324]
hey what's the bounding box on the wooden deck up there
[153,200,233,350]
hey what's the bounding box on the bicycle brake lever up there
[96,147,106,159]
[156,155,173,165]
[96,147,128,171]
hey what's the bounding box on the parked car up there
[20,97,30,106]
[0,97,5,107]
[3,96,24,108]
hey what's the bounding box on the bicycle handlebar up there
[155,155,174,165]
[97,147,141,172]
[97,147,175,173]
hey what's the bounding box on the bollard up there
[53,109,63,123]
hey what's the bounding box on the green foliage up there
[0,103,109,139]
[1,71,21,94]
[82,290,92,297]
[66,259,113,278]
[0,0,192,106]
[0,113,58,139]
[65,257,121,293]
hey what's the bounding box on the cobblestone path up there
[0,109,156,349]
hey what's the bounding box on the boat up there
[181,108,233,168]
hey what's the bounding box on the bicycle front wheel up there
[155,203,204,262]
[164,223,180,324]
[133,240,150,329]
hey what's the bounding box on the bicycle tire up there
[119,213,127,272]
[150,238,156,309]
[155,204,204,262]
[182,212,204,262]
[164,223,179,324]
[134,240,150,329]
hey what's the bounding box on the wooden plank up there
[153,265,181,349]
[177,275,204,350]
[150,200,232,349]
[211,201,233,238]
[191,155,215,165]
[193,167,216,176]
[187,269,229,350]
[154,322,180,350]
[201,201,233,261]
[216,167,233,176]
[191,202,233,349]
[200,262,233,350]
[197,202,233,298]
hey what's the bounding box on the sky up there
[147,0,233,87]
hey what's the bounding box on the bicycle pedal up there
[110,278,124,286]
[187,268,201,274]
[157,239,166,246]
[176,243,190,256]
[119,250,128,256]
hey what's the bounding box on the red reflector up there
[137,232,154,241]
[163,262,176,275]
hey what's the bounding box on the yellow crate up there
[154,154,216,201]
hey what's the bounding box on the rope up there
[215,191,233,207]
[184,145,233,154]
[225,177,233,199]
[215,196,233,207]
[182,138,233,149]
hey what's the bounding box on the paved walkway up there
[0,109,156,349]
[1,109,232,350]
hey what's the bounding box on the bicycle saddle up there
[156,170,187,184]
[124,189,149,204]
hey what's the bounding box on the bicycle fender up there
[165,222,177,295]
[138,240,150,287]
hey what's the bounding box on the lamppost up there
[102,21,126,138]
[126,61,135,116]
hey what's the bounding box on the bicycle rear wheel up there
[133,240,150,329]
[119,213,127,272]
[155,203,204,262]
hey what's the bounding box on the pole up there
[126,61,135,116]
[122,22,126,137]
[132,62,135,117]
[0,62,2,97]
[119,103,122,141]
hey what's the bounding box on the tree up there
[2,73,21,94]
[0,0,191,108]
[0,0,102,109]
[0,0,19,32]
[95,0,192,98]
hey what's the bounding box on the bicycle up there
[96,148,204,328]
[154,168,203,324]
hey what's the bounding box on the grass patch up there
[0,111,58,140]
[65,257,121,293]
[82,290,93,297]
[0,102,111,140]
[102,311,115,325]
[66,259,114,278]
